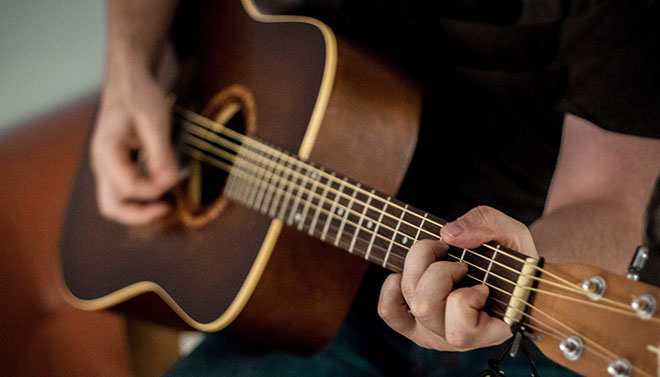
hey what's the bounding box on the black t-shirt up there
[284,0,660,375]
[290,0,660,225]
[258,0,659,374]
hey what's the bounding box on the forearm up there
[528,114,660,275]
[105,0,179,75]
[530,200,645,275]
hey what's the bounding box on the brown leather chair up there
[0,97,133,377]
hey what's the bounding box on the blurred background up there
[0,2,188,376]
[0,0,104,131]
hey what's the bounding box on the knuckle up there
[445,329,471,349]
[408,299,434,321]
[400,283,415,300]
[470,205,495,227]
[377,301,394,321]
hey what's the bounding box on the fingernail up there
[443,219,464,238]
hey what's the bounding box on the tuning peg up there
[631,294,656,319]
[607,359,632,377]
[581,276,606,300]
[627,245,649,281]
[559,336,584,361]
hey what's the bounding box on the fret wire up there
[184,134,441,265]
[258,152,279,214]
[365,197,391,261]
[286,165,309,226]
[268,156,289,218]
[321,177,346,241]
[251,147,272,211]
[181,114,544,284]
[229,151,248,203]
[335,182,359,247]
[460,248,467,262]
[197,145,620,327]
[383,204,408,268]
[190,143,423,259]
[186,140,535,300]
[350,189,375,254]
[180,121,469,263]
[178,116,446,240]
[188,146,417,260]
[297,168,322,231]
[189,145,529,305]
[413,213,428,241]
[277,161,301,221]
[483,246,500,285]
[241,144,262,207]
[308,172,334,236]
[242,147,262,206]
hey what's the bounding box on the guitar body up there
[60,0,421,352]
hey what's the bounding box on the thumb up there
[440,206,537,257]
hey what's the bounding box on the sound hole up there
[177,85,256,227]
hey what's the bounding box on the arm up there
[531,114,660,274]
[91,0,180,225]
[378,114,660,351]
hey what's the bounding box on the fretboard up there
[175,110,535,321]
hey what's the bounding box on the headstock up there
[526,262,660,377]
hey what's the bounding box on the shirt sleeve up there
[558,0,660,138]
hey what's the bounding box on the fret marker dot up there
[402,236,409,245]
[294,213,301,223]
[366,221,373,229]
[337,208,344,216]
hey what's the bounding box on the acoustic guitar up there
[60,1,660,376]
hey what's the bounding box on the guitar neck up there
[184,129,532,317]
[175,107,536,322]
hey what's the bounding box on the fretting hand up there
[377,205,539,351]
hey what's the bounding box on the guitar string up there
[183,139,654,324]
[467,269,621,362]
[186,145,632,367]
[177,115,589,297]
[490,306,616,367]
[177,119,643,316]
[179,112,648,316]
[446,253,656,322]
[174,108,590,296]
[180,123,648,317]
[192,116,595,300]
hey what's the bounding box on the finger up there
[97,178,172,225]
[440,205,537,257]
[378,273,416,336]
[444,285,511,350]
[400,239,448,300]
[92,128,172,201]
[407,261,468,336]
[134,92,179,190]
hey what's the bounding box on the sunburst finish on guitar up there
[60,0,660,375]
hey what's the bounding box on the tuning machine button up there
[607,359,632,377]
[559,336,584,361]
[627,245,649,281]
[581,276,606,300]
[631,294,656,319]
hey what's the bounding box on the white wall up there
[0,0,105,130]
